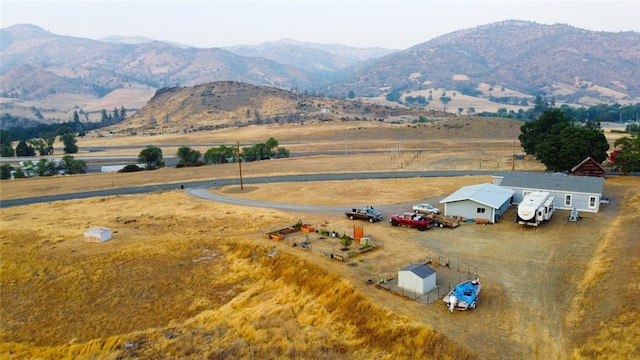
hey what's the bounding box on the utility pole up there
[237,141,243,190]
[512,140,516,171]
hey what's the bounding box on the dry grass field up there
[1,118,638,359]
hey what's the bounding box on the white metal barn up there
[439,183,515,223]
[398,264,436,295]
[84,227,112,242]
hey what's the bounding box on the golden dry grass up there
[1,119,638,359]
[0,190,476,359]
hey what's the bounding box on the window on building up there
[564,194,572,207]
[589,196,597,208]
[476,208,485,213]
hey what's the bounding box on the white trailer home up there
[493,172,605,213]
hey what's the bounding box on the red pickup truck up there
[390,213,434,231]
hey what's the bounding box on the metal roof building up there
[398,263,436,295]
[439,183,514,223]
[493,172,605,213]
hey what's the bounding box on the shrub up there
[119,164,143,173]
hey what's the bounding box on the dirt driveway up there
[197,176,630,359]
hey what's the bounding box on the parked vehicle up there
[389,213,434,231]
[517,191,555,226]
[345,207,383,223]
[412,203,441,214]
[427,214,460,228]
[443,278,481,312]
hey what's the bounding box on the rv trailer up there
[517,191,555,226]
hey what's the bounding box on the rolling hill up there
[1,21,639,125]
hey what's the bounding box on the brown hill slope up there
[108,81,451,135]
[324,20,640,104]
[2,21,639,124]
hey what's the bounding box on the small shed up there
[570,157,606,177]
[439,183,514,223]
[84,227,112,242]
[398,263,436,295]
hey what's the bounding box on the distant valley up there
[1,20,639,126]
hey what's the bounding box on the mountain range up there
[1,20,639,125]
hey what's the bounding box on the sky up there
[1,0,639,49]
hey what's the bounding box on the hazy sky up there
[2,0,639,49]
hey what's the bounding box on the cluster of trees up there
[477,97,640,124]
[1,107,128,158]
[0,155,86,180]
[404,95,428,107]
[136,138,290,171]
[519,109,609,171]
[241,138,290,162]
[1,127,79,157]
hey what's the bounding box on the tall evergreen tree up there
[0,130,14,157]
[15,140,35,157]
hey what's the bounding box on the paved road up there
[0,171,505,208]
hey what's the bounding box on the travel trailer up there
[517,191,555,226]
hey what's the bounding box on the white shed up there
[84,227,112,242]
[398,264,436,295]
[439,183,514,223]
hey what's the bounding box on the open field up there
[1,118,638,359]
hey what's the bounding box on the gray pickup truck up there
[345,207,383,223]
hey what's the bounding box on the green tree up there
[15,140,35,157]
[57,126,73,136]
[0,144,14,157]
[28,139,48,156]
[519,109,571,155]
[0,130,14,157]
[34,158,58,176]
[18,160,35,177]
[176,146,202,167]
[340,234,353,250]
[241,146,257,162]
[40,132,56,155]
[348,90,355,99]
[60,155,87,174]
[612,133,640,174]
[0,163,13,179]
[386,90,401,102]
[101,109,109,123]
[519,109,609,171]
[204,145,235,164]
[60,133,78,154]
[275,147,290,158]
[138,146,164,169]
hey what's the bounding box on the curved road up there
[0,170,505,209]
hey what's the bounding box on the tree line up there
[0,107,127,157]
[130,138,290,171]
[476,97,640,124]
